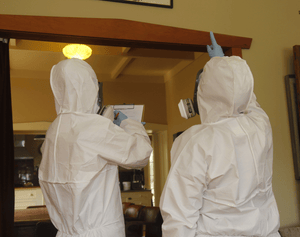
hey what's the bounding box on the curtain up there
[0,38,15,236]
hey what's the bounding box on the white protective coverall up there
[160,56,280,237]
[39,58,152,237]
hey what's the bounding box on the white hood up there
[50,58,99,115]
[197,56,254,123]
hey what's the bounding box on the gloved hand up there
[113,110,128,126]
[206,31,224,58]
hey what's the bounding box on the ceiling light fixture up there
[62,44,92,60]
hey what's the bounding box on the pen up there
[114,112,119,120]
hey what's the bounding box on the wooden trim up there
[0,39,15,237]
[102,0,173,9]
[293,46,300,136]
[0,15,252,52]
[225,47,243,57]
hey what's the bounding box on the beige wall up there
[11,77,56,123]
[11,78,167,125]
[103,81,167,124]
[3,0,300,227]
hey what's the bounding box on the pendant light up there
[63,44,92,60]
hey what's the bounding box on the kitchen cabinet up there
[14,206,50,237]
[15,187,45,210]
[121,190,152,206]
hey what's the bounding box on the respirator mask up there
[97,82,103,115]
[178,69,203,119]
[96,82,114,121]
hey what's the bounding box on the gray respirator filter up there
[178,69,203,119]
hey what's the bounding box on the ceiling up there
[9,39,205,83]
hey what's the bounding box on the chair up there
[140,207,163,237]
[35,221,57,237]
[124,204,145,237]
[279,227,300,237]
[122,202,134,214]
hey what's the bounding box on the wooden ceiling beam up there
[111,57,133,79]
[122,47,131,53]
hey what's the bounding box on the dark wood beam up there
[225,47,242,57]
[293,45,300,137]
[0,15,252,52]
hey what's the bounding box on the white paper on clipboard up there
[113,104,144,122]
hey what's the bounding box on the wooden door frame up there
[0,15,251,56]
[293,46,300,146]
[0,14,252,236]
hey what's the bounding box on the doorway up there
[0,14,252,236]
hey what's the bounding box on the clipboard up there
[113,104,144,122]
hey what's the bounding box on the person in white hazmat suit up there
[159,32,280,237]
[39,58,152,237]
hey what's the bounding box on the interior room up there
[2,18,251,235]
[1,0,300,236]
[10,39,181,206]
[10,40,175,236]
[9,36,214,236]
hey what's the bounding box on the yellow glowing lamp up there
[63,44,92,60]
